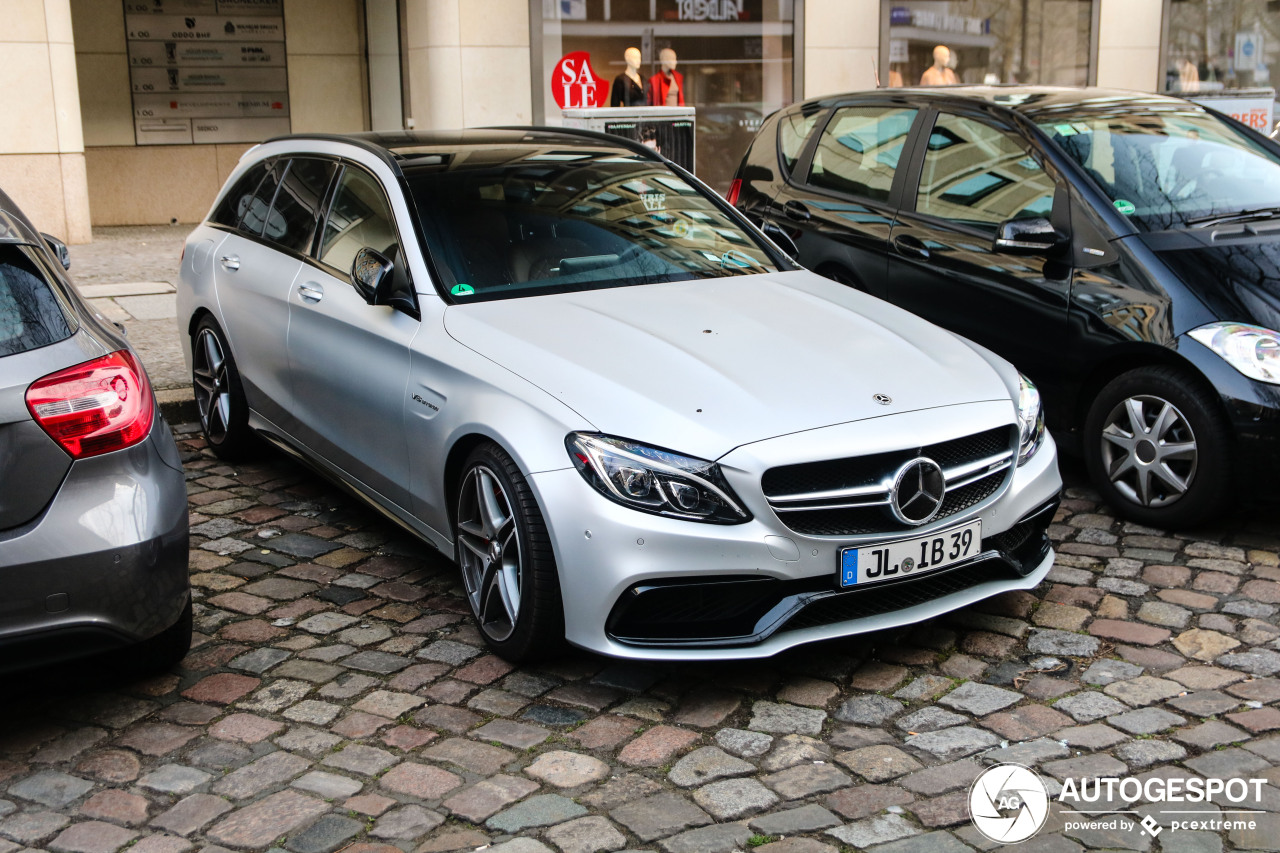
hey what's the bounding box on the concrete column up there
[0,0,91,243]
[1096,0,1163,91]
[804,0,881,99]
[405,0,531,130]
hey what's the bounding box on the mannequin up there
[920,45,959,86]
[611,47,646,107]
[647,48,685,106]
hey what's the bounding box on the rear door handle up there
[298,282,324,303]
[783,200,811,222]
[892,234,930,260]
[219,254,240,271]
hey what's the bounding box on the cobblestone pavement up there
[2,422,1279,853]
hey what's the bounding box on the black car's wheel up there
[192,316,255,460]
[454,442,564,661]
[1084,365,1232,528]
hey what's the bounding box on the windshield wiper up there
[1184,206,1280,228]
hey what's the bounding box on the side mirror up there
[993,217,1064,255]
[352,247,393,304]
[42,233,70,270]
[761,220,800,260]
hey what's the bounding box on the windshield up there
[1037,104,1280,230]
[405,149,781,302]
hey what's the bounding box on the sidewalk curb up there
[157,388,199,426]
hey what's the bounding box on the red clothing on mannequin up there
[646,70,685,106]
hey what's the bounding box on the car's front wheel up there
[454,442,564,661]
[192,316,255,460]
[1084,365,1232,528]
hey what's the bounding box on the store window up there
[884,1,1095,88]
[1164,0,1278,93]
[536,0,797,192]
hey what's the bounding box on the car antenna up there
[872,58,881,88]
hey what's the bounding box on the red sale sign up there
[552,51,608,109]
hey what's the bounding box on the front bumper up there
[531,404,1062,660]
[0,417,190,671]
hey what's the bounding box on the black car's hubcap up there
[1099,394,1198,508]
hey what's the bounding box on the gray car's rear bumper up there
[0,417,190,670]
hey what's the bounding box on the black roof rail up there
[261,133,404,174]
[486,124,669,165]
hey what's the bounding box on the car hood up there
[444,272,1014,462]
[1142,231,1280,331]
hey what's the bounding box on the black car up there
[732,86,1280,528]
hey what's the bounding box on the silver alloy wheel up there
[192,328,232,444]
[1099,393,1198,508]
[456,465,522,642]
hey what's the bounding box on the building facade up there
[2,0,1272,241]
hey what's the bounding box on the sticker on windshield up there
[720,250,754,269]
[1053,123,1077,136]
[451,283,476,296]
[1113,199,1136,215]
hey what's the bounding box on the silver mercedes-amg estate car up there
[178,129,1061,662]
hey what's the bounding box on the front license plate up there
[839,520,982,588]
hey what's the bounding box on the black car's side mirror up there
[352,247,393,304]
[761,221,800,260]
[993,217,1065,255]
[42,233,70,270]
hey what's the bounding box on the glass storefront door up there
[536,0,797,192]
[884,1,1095,88]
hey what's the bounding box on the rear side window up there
[808,106,918,203]
[239,160,285,237]
[211,161,271,228]
[0,244,71,356]
[779,109,821,174]
[264,158,337,254]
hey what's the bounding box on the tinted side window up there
[779,109,821,174]
[808,106,917,202]
[239,160,285,237]
[318,168,398,275]
[264,158,337,254]
[0,244,72,356]
[211,161,270,228]
[916,114,1056,228]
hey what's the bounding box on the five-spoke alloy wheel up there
[455,443,563,660]
[192,316,254,460]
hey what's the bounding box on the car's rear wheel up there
[455,443,564,661]
[192,316,255,460]
[1084,365,1232,528]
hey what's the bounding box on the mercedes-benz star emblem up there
[873,393,892,405]
[890,457,946,525]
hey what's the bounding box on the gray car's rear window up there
[0,243,72,357]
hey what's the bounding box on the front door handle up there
[219,254,240,271]
[783,200,811,222]
[298,282,324,303]
[892,234,930,260]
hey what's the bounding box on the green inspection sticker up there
[450,283,475,296]
[1114,199,1136,215]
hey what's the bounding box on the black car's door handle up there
[893,234,930,260]
[783,200,811,222]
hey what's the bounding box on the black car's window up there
[406,149,781,302]
[318,166,398,276]
[0,244,72,357]
[1037,107,1280,230]
[779,109,821,174]
[238,160,285,237]
[915,114,1055,229]
[210,160,271,228]
[266,158,338,254]
[807,106,917,203]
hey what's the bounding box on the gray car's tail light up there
[26,350,154,459]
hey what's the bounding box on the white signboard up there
[125,0,288,145]
[1190,88,1275,133]
[1236,31,1263,72]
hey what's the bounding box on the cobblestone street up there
[2,417,1279,853]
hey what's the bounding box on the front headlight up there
[566,433,751,524]
[1188,322,1280,384]
[1016,372,1045,466]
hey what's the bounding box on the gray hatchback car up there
[0,188,191,673]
